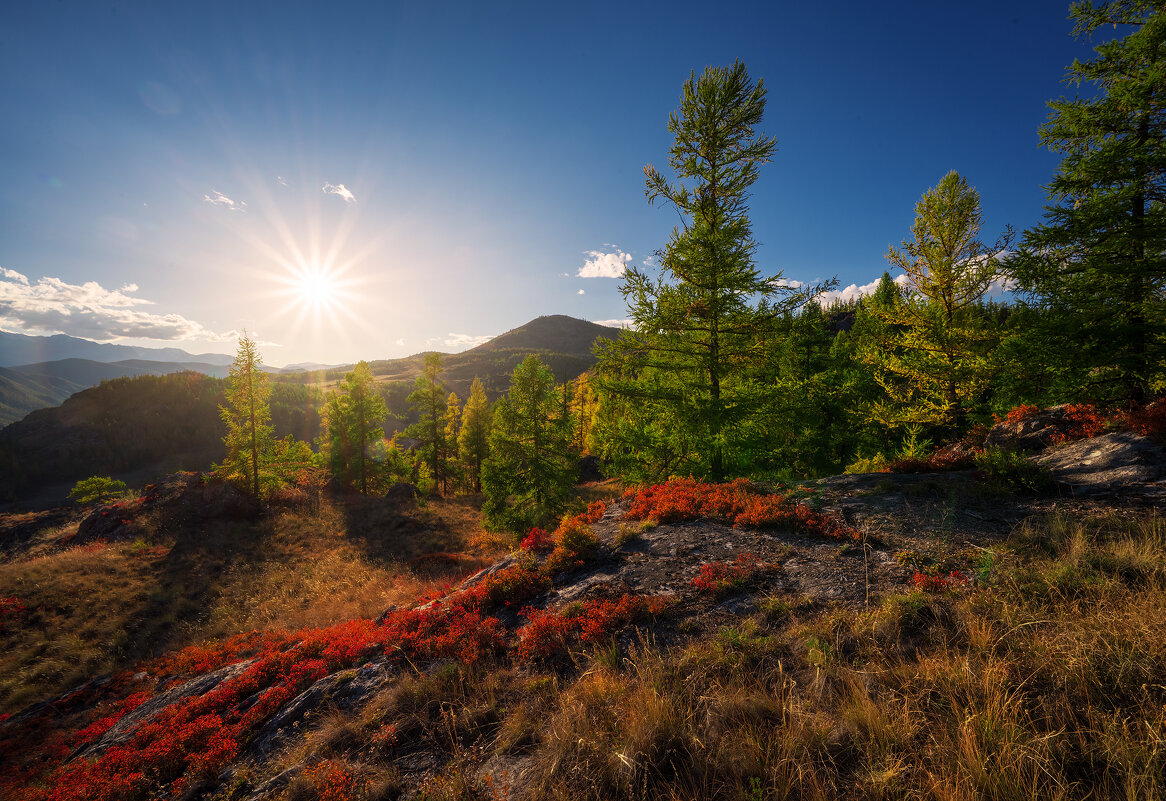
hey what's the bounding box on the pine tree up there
[1011,0,1166,403]
[596,61,817,480]
[864,172,1011,435]
[458,378,492,493]
[405,353,449,493]
[323,361,387,495]
[220,333,274,497]
[482,356,576,532]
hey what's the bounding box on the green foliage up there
[405,354,453,494]
[595,60,819,481]
[482,356,576,532]
[1010,1,1166,404]
[218,333,274,498]
[974,447,1053,494]
[67,476,128,505]
[322,361,388,495]
[863,172,1012,436]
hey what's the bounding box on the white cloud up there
[434,332,493,350]
[203,190,245,210]
[772,278,805,289]
[577,289,585,295]
[2,267,30,284]
[579,249,632,279]
[0,267,236,342]
[593,318,632,329]
[323,183,356,203]
[275,175,288,187]
[816,274,911,306]
[395,338,405,347]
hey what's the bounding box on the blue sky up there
[0,1,1097,366]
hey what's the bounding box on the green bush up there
[974,447,1052,494]
[68,476,128,505]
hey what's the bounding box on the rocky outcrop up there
[76,660,256,758]
[1035,431,1166,495]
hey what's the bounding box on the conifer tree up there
[596,61,817,480]
[568,374,598,452]
[442,392,462,493]
[864,172,1011,435]
[457,377,492,493]
[1010,0,1165,403]
[405,353,449,493]
[482,356,575,532]
[220,333,273,497]
[323,361,387,495]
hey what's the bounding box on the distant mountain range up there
[0,330,237,368]
[0,315,621,427]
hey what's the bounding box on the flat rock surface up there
[1035,431,1166,493]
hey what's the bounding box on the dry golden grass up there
[0,492,500,715]
[506,511,1166,801]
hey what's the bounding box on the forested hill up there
[281,314,620,400]
[0,315,618,505]
[0,372,321,506]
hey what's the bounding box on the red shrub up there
[576,594,669,644]
[690,553,768,595]
[911,570,971,593]
[514,607,576,662]
[995,403,1041,426]
[0,596,26,633]
[519,527,553,552]
[514,594,668,663]
[1124,398,1166,439]
[299,759,366,801]
[577,500,609,524]
[455,562,551,612]
[1052,404,1108,443]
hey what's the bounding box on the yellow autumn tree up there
[863,171,1012,435]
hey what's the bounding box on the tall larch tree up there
[405,353,449,492]
[220,332,274,497]
[482,356,575,532]
[442,391,462,493]
[457,377,492,493]
[864,171,1012,435]
[595,60,817,481]
[1010,0,1165,403]
[323,361,387,495]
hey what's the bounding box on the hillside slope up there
[1,444,1164,800]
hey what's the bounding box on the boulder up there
[1034,431,1166,491]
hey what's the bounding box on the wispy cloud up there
[395,338,405,347]
[275,175,288,187]
[578,249,632,279]
[322,183,356,203]
[593,318,632,329]
[0,267,236,342]
[203,190,245,211]
[577,288,585,295]
[431,332,493,350]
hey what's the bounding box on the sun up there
[296,268,337,308]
